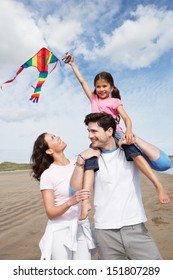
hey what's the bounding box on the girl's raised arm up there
[63,53,93,102]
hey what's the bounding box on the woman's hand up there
[79,147,101,161]
[67,189,91,206]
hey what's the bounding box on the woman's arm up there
[41,188,90,220]
[64,53,93,102]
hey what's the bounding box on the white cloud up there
[38,16,83,54]
[0,0,45,66]
[1,2,173,70]
[0,108,33,122]
[83,5,173,69]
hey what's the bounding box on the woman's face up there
[45,133,67,153]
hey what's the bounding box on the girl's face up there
[95,79,112,99]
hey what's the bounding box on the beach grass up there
[0,155,172,172]
[0,161,31,172]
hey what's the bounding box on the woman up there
[30,132,99,260]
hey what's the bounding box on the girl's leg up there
[80,169,94,220]
[119,136,171,171]
[118,137,170,204]
[134,137,171,171]
[133,155,170,204]
[134,137,160,160]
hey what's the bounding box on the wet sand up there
[0,169,172,260]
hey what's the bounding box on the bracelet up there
[75,161,84,169]
[78,154,85,162]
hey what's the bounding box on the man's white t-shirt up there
[94,147,147,229]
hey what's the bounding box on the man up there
[71,112,162,260]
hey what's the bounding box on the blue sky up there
[0,0,173,163]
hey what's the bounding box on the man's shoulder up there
[100,148,138,168]
[100,147,122,157]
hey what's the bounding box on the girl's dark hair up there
[30,133,53,181]
[93,72,121,100]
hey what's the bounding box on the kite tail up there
[49,60,60,73]
[30,71,48,103]
[0,66,24,90]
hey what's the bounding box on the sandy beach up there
[0,168,173,260]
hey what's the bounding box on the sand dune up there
[0,170,172,260]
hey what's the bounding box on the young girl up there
[64,53,171,220]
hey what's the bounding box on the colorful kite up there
[1,47,60,102]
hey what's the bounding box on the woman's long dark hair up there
[30,133,53,181]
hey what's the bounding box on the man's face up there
[87,122,112,150]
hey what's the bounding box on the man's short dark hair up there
[84,113,116,136]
